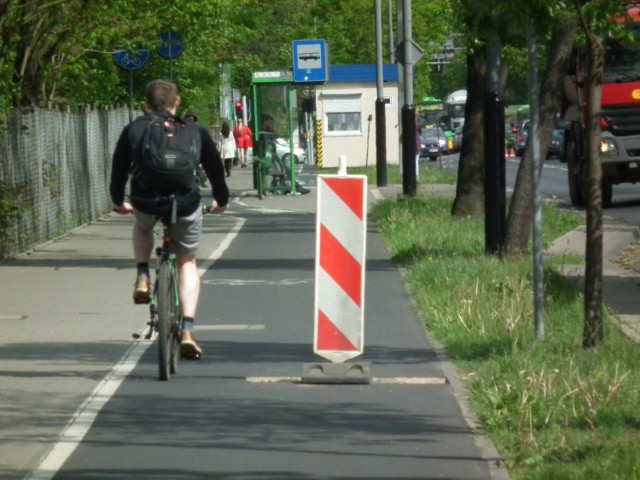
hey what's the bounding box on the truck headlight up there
[600,138,618,155]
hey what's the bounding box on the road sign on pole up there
[112,47,149,71]
[313,175,367,363]
[112,46,149,122]
[292,39,329,83]
[394,39,423,65]
[157,32,184,59]
[157,32,184,82]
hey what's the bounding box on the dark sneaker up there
[181,330,203,359]
[133,276,151,304]
[295,183,310,195]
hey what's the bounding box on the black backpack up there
[133,116,201,195]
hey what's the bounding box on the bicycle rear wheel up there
[169,292,181,375]
[157,261,173,381]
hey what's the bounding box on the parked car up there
[547,128,565,159]
[555,118,570,163]
[506,123,518,155]
[514,118,569,160]
[419,126,448,160]
[275,136,306,167]
[515,119,530,157]
[451,125,464,153]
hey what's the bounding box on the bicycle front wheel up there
[157,261,173,381]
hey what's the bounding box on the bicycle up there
[136,195,189,380]
[158,200,182,380]
[127,198,223,379]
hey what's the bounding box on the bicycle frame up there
[149,196,183,381]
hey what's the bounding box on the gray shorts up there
[134,208,203,256]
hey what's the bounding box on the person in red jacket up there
[233,119,253,168]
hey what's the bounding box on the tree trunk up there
[451,48,486,218]
[504,16,577,255]
[583,32,605,348]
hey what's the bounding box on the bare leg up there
[177,254,199,318]
[133,221,154,264]
[177,254,203,357]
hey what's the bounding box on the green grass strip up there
[372,194,640,479]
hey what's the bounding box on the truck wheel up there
[566,128,584,207]
[602,179,613,208]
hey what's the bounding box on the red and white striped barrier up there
[314,175,367,363]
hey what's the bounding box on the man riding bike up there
[109,79,229,359]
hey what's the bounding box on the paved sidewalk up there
[547,218,640,343]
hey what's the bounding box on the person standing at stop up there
[233,118,252,168]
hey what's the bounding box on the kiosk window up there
[323,94,362,135]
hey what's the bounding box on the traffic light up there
[302,97,316,113]
[235,101,243,120]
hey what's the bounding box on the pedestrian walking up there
[218,120,236,177]
[233,119,253,168]
[185,108,208,187]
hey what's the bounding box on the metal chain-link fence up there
[0,106,136,259]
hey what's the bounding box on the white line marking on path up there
[0,314,27,320]
[24,340,151,480]
[25,217,245,480]
[196,324,265,331]
[202,278,311,286]
[245,376,448,385]
[56,267,120,271]
[198,217,245,276]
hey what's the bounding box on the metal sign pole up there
[375,0,388,187]
[288,86,296,192]
[528,27,544,340]
[128,70,134,122]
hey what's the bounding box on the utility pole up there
[396,0,404,177]
[528,27,544,339]
[400,0,416,196]
[388,0,394,63]
[484,31,506,254]
[375,0,387,187]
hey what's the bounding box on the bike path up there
[10,168,505,479]
[6,165,640,479]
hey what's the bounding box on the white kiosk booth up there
[314,64,399,168]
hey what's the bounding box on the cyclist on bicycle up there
[109,79,229,359]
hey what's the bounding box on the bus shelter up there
[251,70,304,194]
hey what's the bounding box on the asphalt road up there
[427,152,640,225]
[6,168,504,480]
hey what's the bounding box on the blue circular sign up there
[158,32,184,59]
[112,47,149,71]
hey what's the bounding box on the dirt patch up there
[612,240,640,271]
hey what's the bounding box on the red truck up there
[563,4,640,207]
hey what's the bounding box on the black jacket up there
[110,111,229,217]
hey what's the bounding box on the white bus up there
[445,89,467,130]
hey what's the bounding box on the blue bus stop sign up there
[292,39,329,84]
[112,46,150,71]
[158,32,184,59]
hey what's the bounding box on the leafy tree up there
[505,14,577,255]
[451,45,486,218]
[573,0,629,348]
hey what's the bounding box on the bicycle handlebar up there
[113,203,227,215]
